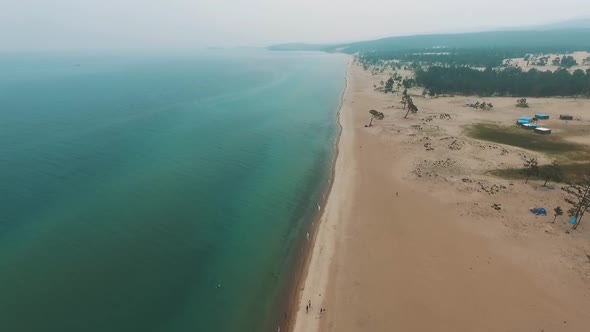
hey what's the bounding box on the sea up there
[0,50,348,331]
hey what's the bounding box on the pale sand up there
[291,62,590,332]
[507,51,590,73]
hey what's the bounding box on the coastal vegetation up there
[367,109,384,126]
[553,206,564,223]
[467,101,494,110]
[541,160,563,186]
[415,66,590,97]
[562,176,590,229]
[516,98,529,108]
[401,89,419,118]
[522,157,539,184]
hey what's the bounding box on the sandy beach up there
[291,61,590,332]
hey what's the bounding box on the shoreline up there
[282,57,352,332]
[288,60,590,332]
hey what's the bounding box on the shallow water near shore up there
[0,50,347,331]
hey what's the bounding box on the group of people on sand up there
[305,299,326,316]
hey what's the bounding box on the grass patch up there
[489,163,590,184]
[466,124,590,161]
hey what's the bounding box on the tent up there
[530,208,547,216]
[517,119,529,126]
[534,127,551,135]
[519,116,533,121]
[522,123,537,129]
[535,114,550,119]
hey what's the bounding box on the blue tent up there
[530,208,547,216]
[535,114,550,119]
[519,116,533,121]
[517,119,529,125]
[570,216,577,224]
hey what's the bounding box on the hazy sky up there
[1,0,590,51]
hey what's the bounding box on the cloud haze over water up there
[1,0,590,51]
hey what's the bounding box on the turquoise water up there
[0,51,347,331]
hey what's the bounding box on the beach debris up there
[410,125,423,131]
[439,113,452,120]
[491,203,502,211]
[424,142,434,151]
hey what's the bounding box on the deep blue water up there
[0,50,347,331]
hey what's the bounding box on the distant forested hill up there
[269,28,590,67]
[270,28,590,54]
[336,29,590,54]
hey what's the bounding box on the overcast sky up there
[1,0,589,51]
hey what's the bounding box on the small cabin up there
[534,127,551,135]
[560,115,573,120]
[535,113,550,120]
[517,119,529,126]
[522,123,537,130]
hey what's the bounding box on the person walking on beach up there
[308,300,311,309]
[305,305,308,314]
